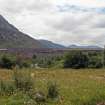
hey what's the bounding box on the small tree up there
[63,51,89,69]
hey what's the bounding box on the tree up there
[63,51,89,69]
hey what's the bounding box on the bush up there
[47,81,59,99]
[88,56,103,68]
[0,55,16,69]
[63,51,89,69]
[13,70,34,92]
[16,59,30,68]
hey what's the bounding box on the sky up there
[0,0,105,46]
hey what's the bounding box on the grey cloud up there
[52,17,82,32]
[0,0,52,14]
[46,13,93,32]
[44,12,105,46]
[0,0,105,46]
[92,19,105,28]
[0,0,25,14]
[90,34,105,46]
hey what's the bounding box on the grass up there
[0,68,105,105]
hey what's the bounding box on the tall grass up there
[13,70,34,92]
[0,80,15,96]
[0,69,105,105]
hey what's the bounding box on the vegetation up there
[0,55,16,69]
[63,51,89,69]
[0,69,60,105]
[0,50,104,104]
[13,70,34,92]
[47,81,59,99]
[0,50,104,69]
[0,69,105,105]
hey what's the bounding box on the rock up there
[34,91,46,103]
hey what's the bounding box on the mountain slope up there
[39,40,65,48]
[0,15,43,48]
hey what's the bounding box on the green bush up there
[0,55,16,69]
[88,56,103,68]
[47,81,59,99]
[63,51,89,69]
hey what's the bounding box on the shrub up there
[0,55,16,69]
[13,70,34,92]
[16,59,30,68]
[88,56,103,68]
[63,51,89,69]
[21,61,30,68]
[47,81,59,99]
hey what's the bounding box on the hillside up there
[0,15,43,48]
[39,39,65,48]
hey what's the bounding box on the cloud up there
[44,12,105,46]
[55,0,105,8]
[0,0,53,14]
[91,15,105,28]
[57,5,105,14]
[48,13,91,32]
[0,0,105,46]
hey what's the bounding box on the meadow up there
[0,69,105,105]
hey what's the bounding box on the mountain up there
[0,15,102,50]
[0,15,43,48]
[68,44,102,49]
[39,40,65,48]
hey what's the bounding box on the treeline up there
[0,50,104,69]
[63,51,103,69]
[0,54,31,69]
[31,50,104,69]
[0,53,62,69]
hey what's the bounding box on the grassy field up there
[0,69,105,105]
